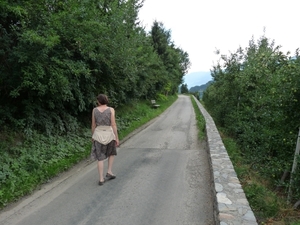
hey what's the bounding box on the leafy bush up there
[0,130,90,208]
[202,35,300,224]
[203,34,300,204]
[0,1,190,134]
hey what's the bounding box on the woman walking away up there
[91,94,119,186]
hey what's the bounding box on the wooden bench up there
[151,100,160,108]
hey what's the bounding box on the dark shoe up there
[98,179,106,186]
[106,173,116,180]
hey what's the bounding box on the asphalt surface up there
[0,95,215,225]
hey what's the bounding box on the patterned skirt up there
[91,140,117,161]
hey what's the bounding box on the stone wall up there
[193,96,258,225]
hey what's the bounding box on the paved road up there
[0,95,215,225]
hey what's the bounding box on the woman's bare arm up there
[91,108,96,135]
[110,108,119,146]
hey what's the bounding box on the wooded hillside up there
[189,81,213,93]
[0,0,190,135]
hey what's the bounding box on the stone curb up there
[193,96,258,225]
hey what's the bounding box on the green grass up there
[190,95,206,140]
[0,95,178,209]
[221,133,300,224]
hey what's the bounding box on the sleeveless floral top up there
[94,107,111,126]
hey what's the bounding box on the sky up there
[138,0,300,75]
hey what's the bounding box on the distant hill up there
[183,71,212,89]
[189,80,213,93]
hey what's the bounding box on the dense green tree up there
[0,0,142,133]
[203,35,300,201]
[180,84,189,94]
[150,21,190,96]
[0,0,189,134]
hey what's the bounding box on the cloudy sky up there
[138,0,300,74]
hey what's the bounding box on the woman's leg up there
[97,160,104,182]
[107,155,115,175]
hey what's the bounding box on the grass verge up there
[220,131,300,224]
[190,95,206,140]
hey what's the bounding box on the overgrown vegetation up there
[0,95,178,209]
[202,34,300,223]
[0,131,89,208]
[190,96,206,140]
[0,0,190,135]
[221,133,300,224]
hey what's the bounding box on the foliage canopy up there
[0,0,190,134]
[203,35,300,203]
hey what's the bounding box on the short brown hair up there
[97,94,109,105]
